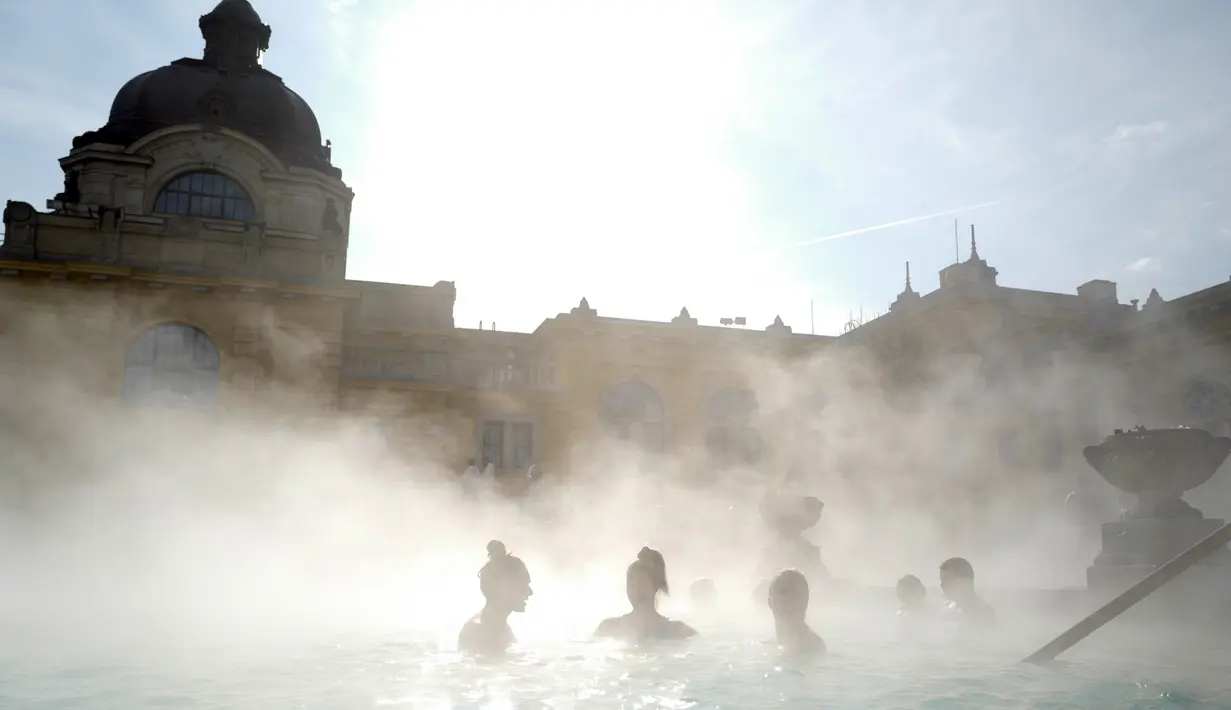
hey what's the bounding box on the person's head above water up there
[479,540,532,614]
[767,569,809,622]
[939,557,976,602]
[627,547,669,611]
[897,574,926,608]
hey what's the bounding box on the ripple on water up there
[3,627,1231,710]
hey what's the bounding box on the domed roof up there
[72,0,340,179]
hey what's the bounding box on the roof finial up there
[969,224,980,261]
[905,261,914,292]
[200,0,271,72]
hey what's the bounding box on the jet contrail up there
[778,199,1004,253]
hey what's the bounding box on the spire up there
[200,0,271,72]
[939,224,997,289]
[891,260,921,311]
[570,297,597,317]
[765,315,792,335]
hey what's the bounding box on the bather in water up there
[938,557,995,628]
[458,540,533,655]
[595,547,696,642]
[767,569,825,656]
[896,574,929,617]
[690,577,716,612]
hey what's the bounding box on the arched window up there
[704,386,762,466]
[600,380,666,452]
[123,323,221,407]
[153,171,255,222]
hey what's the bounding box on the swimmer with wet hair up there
[690,577,716,611]
[938,557,995,628]
[767,569,825,655]
[896,574,928,616]
[595,547,697,641]
[458,541,533,654]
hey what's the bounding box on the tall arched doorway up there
[599,380,666,452]
[123,323,221,407]
[704,386,762,466]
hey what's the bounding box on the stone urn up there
[761,494,823,536]
[1083,426,1231,520]
[758,494,828,584]
[1084,426,1231,599]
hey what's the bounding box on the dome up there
[72,0,339,179]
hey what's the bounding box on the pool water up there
[5,609,1230,710]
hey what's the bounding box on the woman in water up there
[595,547,696,641]
[767,569,825,655]
[458,541,533,655]
[896,574,928,617]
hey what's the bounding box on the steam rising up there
[1,294,1227,658]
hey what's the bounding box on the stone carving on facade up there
[241,221,266,276]
[198,89,235,123]
[0,201,36,258]
[321,198,343,236]
[3,200,34,225]
[145,134,269,194]
[671,307,697,326]
[54,170,82,205]
[570,297,597,317]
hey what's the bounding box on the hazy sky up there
[2,0,1229,334]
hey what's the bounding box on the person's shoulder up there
[457,618,482,652]
[667,619,697,639]
[806,629,827,655]
[780,628,826,656]
[594,616,625,638]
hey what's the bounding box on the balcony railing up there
[341,347,557,393]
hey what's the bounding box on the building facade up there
[0,1,833,479]
[3,1,1230,496]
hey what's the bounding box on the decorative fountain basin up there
[1083,426,1231,601]
[1083,426,1231,519]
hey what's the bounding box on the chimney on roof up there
[1076,279,1118,305]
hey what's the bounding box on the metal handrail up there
[1022,520,1231,664]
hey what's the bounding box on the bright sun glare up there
[353,1,816,332]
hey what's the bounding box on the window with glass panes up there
[477,420,536,472]
[123,322,221,407]
[153,171,255,222]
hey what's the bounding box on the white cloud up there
[1126,256,1161,274]
[1103,121,1167,146]
[325,0,360,68]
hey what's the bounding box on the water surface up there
[5,609,1229,709]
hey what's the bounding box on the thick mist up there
[1,298,1223,658]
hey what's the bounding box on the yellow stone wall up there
[0,260,349,410]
